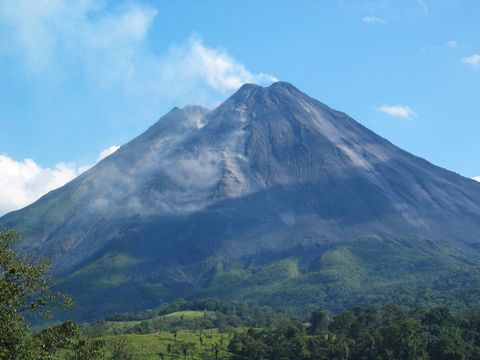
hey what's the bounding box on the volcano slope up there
[2,82,480,319]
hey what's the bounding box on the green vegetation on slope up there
[61,252,136,294]
[55,235,480,320]
[199,236,480,315]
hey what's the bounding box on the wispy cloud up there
[0,146,119,215]
[378,105,417,119]
[160,36,278,94]
[463,54,480,70]
[0,0,157,77]
[0,0,276,103]
[362,15,387,24]
[417,0,429,15]
[446,40,458,48]
[420,40,457,53]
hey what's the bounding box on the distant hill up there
[2,82,480,319]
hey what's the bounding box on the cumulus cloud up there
[0,146,119,215]
[463,55,480,70]
[97,145,120,162]
[362,16,386,24]
[378,105,417,119]
[474,176,480,182]
[0,0,276,101]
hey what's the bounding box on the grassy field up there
[100,329,231,359]
[162,311,207,320]
[77,310,233,359]
[52,328,231,359]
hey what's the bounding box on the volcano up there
[2,82,480,318]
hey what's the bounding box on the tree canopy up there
[0,230,103,359]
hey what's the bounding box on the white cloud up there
[463,55,480,70]
[378,105,417,119]
[0,146,119,215]
[97,145,120,162]
[474,176,480,182]
[0,155,82,216]
[0,0,276,101]
[362,16,386,24]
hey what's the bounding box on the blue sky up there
[0,0,479,214]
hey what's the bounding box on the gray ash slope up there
[2,82,480,318]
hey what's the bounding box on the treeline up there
[85,299,292,336]
[105,298,287,323]
[229,305,480,359]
